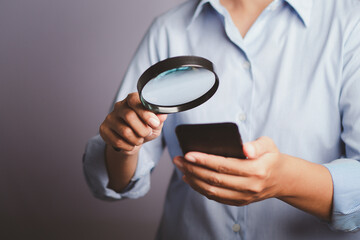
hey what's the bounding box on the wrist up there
[105,144,140,193]
[274,153,302,199]
[107,144,141,157]
[275,154,333,220]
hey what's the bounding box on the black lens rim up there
[137,56,219,114]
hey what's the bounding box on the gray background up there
[0,0,183,239]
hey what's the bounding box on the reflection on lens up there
[142,67,216,106]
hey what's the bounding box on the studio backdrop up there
[0,0,183,239]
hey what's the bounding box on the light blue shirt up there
[83,0,360,239]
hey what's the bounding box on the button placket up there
[232,223,241,232]
[242,61,251,70]
[238,113,247,122]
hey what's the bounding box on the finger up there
[174,156,256,192]
[118,106,153,138]
[112,146,121,152]
[110,119,146,146]
[100,125,136,152]
[102,112,144,146]
[126,93,161,129]
[156,114,168,124]
[182,174,252,206]
[183,152,256,177]
[146,114,167,139]
[145,121,165,142]
[243,136,276,159]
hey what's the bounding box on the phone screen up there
[175,122,245,159]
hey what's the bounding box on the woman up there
[83,0,360,239]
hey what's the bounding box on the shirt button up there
[242,61,250,70]
[232,223,241,232]
[238,113,247,122]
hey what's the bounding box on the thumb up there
[144,115,167,143]
[243,136,276,159]
[156,114,168,125]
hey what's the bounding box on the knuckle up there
[128,92,137,98]
[119,145,134,152]
[249,182,264,194]
[120,127,133,139]
[113,138,123,148]
[205,186,217,199]
[126,93,139,107]
[127,137,141,146]
[240,199,251,206]
[240,195,252,204]
[108,116,120,129]
[217,165,230,174]
[114,138,134,151]
[113,101,122,109]
[125,145,136,152]
[208,173,222,186]
[114,100,127,112]
[184,164,194,175]
[139,128,152,138]
[135,138,144,146]
[255,168,268,180]
[123,109,137,123]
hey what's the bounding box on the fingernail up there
[185,154,196,162]
[149,117,160,128]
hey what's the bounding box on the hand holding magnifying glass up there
[101,56,219,152]
[100,92,167,153]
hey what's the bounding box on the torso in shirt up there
[145,0,360,239]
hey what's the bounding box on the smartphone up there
[175,122,245,159]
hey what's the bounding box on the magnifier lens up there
[137,56,219,113]
[142,67,216,106]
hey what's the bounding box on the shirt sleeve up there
[323,17,360,232]
[82,18,168,200]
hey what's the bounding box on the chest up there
[162,5,344,160]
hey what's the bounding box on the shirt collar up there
[285,0,313,27]
[187,0,313,29]
[187,0,212,29]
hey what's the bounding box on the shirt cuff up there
[324,158,360,232]
[82,135,152,200]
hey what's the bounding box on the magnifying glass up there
[137,56,219,114]
[113,56,219,151]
